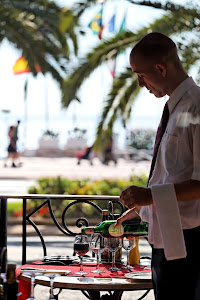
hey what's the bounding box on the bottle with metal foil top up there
[4,264,18,300]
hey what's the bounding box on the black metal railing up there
[1,194,124,265]
[0,197,7,273]
[1,194,152,300]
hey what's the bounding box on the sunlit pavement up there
[0,156,150,181]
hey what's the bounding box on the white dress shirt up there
[140,77,200,257]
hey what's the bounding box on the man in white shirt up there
[116,33,200,300]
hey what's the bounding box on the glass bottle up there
[81,219,148,237]
[4,264,18,300]
[112,214,122,263]
[100,210,110,262]
[0,273,6,300]
[0,278,4,300]
[129,236,140,265]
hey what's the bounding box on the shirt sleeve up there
[139,206,150,223]
[191,123,200,180]
[151,183,187,260]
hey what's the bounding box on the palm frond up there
[0,0,79,84]
[62,6,198,105]
[127,0,200,12]
[96,69,139,136]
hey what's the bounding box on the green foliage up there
[126,129,156,150]
[62,1,200,143]
[28,175,148,217]
[67,127,87,139]
[7,202,22,217]
[28,175,148,195]
[0,0,79,84]
[42,130,59,138]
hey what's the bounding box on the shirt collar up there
[167,77,196,114]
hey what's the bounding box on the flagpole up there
[24,77,28,151]
[44,75,49,131]
[100,0,106,111]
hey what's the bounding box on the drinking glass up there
[74,234,89,275]
[0,272,6,282]
[45,273,60,300]
[90,233,106,273]
[122,236,136,269]
[23,272,41,300]
[107,237,122,272]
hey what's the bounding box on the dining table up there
[17,258,152,300]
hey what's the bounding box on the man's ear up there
[156,64,166,77]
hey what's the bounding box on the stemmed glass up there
[90,233,106,273]
[46,273,60,300]
[107,237,122,272]
[122,236,136,269]
[74,234,89,275]
[0,272,6,283]
[23,272,42,300]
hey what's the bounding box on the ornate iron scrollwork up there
[22,195,124,262]
[62,199,103,236]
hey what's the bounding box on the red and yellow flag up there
[12,56,41,75]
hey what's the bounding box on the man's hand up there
[115,208,139,227]
[120,185,153,209]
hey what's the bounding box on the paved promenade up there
[0,156,150,181]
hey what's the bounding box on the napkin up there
[151,183,187,260]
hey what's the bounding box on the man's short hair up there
[130,32,177,63]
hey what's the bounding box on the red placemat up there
[16,262,151,300]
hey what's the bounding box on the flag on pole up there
[118,13,126,34]
[88,9,104,39]
[12,56,41,75]
[107,57,116,78]
[108,14,116,33]
[13,56,30,75]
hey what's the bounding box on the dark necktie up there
[148,102,169,184]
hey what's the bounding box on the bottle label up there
[0,284,4,299]
[85,228,95,234]
[7,268,15,284]
[108,224,124,237]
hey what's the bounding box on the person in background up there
[76,145,94,165]
[102,135,117,166]
[13,120,23,166]
[13,120,20,144]
[116,32,200,300]
[4,125,19,168]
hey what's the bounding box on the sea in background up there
[0,111,161,159]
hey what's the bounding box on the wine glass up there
[23,272,42,300]
[122,236,136,269]
[90,233,106,273]
[107,237,122,272]
[45,273,60,300]
[74,234,89,275]
[0,272,6,283]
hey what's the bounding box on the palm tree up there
[62,0,200,139]
[0,0,79,84]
